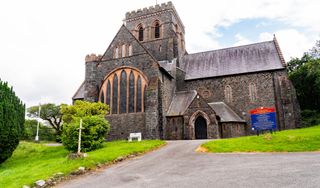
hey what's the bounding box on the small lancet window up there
[138,25,144,41]
[225,85,233,103]
[122,44,126,57]
[128,45,133,56]
[115,47,119,58]
[155,22,160,38]
[249,83,258,102]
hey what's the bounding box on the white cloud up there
[0,0,319,107]
[233,34,252,46]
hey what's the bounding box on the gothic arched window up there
[99,67,148,114]
[128,45,133,56]
[225,85,233,103]
[249,83,258,102]
[121,44,126,57]
[114,47,119,58]
[154,21,160,39]
[138,24,144,41]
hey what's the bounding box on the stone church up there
[73,2,300,140]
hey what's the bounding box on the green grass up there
[0,140,165,188]
[203,125,320,153]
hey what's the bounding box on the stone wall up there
[106,113,146,140]
[220,122,246,138]
[177,70,300,134]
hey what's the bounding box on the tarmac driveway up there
[57,140,320,188]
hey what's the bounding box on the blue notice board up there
[250,107,277,131]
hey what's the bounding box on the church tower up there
[124,2,186,64]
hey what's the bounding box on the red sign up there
[250,107,276,115]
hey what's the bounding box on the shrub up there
[61,116,110,152]
[60,101,110,152]
[22,119,56,141]
[0,80,25,164]
[301,109,320,127]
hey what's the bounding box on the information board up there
[250,107,277,131]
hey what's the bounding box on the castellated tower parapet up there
[124,1,184,33]
[124,1,186,63]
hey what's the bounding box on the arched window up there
[99,67,148,114]
[225,85,232,103]
[249,83,257,102]
[121,44,126,57]
[120,70,127,113]
[154,21,160,38]
[114,47,119,58]
[112,74,118,114]
[138,24,144,41]
[128,45,133,56]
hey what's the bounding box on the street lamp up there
[35,103,41,142]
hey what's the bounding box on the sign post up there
[250,107,277,135]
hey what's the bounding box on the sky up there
[0,0,319,107]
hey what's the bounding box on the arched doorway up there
[195,116,207,139]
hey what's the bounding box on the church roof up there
[166,90,197,116]
[208,102,245,123]
[72,81,85,100]
[182,40,285,80]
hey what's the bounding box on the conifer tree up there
[0,79,25,164]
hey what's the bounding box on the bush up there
[0,80,25,164]
[60,101,110,153]
[301,109,320,127]
[22,119,56,141]
[61,116,110,152]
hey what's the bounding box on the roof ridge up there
[184,40,274,57]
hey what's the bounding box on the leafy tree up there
[287,40,320,126]
[309,40,320,59]
[60,101,110,152]
[27,103,63,140]
[22,119,56,141]
[0,80,25,164]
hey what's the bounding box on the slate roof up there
[208,102,245,123]
[166,90,197,116]
[182,41,285,80]
[72,81,85,100]
[159,60,174,73]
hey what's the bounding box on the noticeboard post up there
[250,107,277,135]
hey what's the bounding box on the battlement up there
[85,54,102,62]
[125,1,174,20]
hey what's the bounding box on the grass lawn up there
[0,140,165,188]
[203,125,320,153]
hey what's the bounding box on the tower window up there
[155,22,160,38]
[138,25,144,41]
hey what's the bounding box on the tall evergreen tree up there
[0,80,25,164]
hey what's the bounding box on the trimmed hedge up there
[0,80,25,163]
